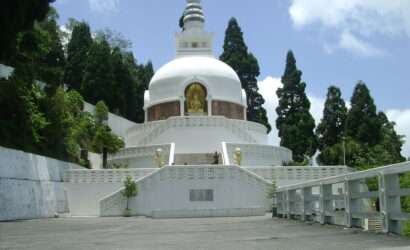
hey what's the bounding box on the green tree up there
[121,176,138,215]
[135,61,154,123]
[95,100,109,124]
[92,125,124,168]
[30,8,66,95]
[276,50,317,163]
[0,0,53,62]
[82,39,115,106]
[64,21,93,91]
[316,86,348,165]
[92,100,124,168]
[220,18,270,132]
[0,67,48,153]
[111,48,138,119]
[346,82,382,145]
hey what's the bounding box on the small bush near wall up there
[403,221,410,237]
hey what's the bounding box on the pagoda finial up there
[183,0,205,30]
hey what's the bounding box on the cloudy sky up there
[53,0,410,157]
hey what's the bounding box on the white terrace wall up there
[99,165,271,218]
[223,142,292,166]
[107,143,174,168]
[0,146,83,221]
[63,168,157,216]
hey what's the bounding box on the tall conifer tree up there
[64,22,92,91]
[220,18,271,132]
[135,61,154,123]
[346,82,381,145]
[316,86,347,150]
[276,50,317,162]
[82,39,115,107]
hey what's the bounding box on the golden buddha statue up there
[186,83,206,113]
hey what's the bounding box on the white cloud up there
[88,0,119,14]
[339,30,386,57]
[259,76,410,157]
[288,0,410,56]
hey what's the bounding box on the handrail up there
[276,161,410,235]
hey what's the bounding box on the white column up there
[207,95,212,116]
[144,108,148,123]
[180,96,185,116]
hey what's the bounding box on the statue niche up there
[185,83,207,114]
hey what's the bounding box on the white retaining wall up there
[0,147,83,221]
[99,165,271,218]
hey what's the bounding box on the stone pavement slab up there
[0,215,409,250]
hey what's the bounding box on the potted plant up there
[121,176,138,217]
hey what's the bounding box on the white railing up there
[276,161,410,235]
[244,166,352,183]
[63,168,156,183]
[127,116,265,146]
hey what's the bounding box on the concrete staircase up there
[173,153,222,165]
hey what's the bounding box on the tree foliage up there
[64,21,93,91]
[0,0,54,62]
[220,18,271,132]
[276,50,317,163]
[346,82,382,145]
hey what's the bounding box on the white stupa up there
[64,1,352,218]
[109,0,292,168]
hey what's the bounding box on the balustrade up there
[276,161,410,235]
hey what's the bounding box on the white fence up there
[126,116,267,146]
[244,166,352,186]
[276,161,410,235]
[64,168,156,183]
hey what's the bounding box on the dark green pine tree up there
[220,18,271,132]
[276,50,317,162]
[316,86,347,150]
[346,82,382,145]
[377,112,405,163]
[316,86,348,165]
[0,0,53,62]
[82,39,116,108]
[135,61,154,123]
[64,21,93,91]
[34,8,66,94]
[111,48,138,120]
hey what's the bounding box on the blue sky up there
[53,0,410,156]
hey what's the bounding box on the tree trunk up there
[102,147,107,168]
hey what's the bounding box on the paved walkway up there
[1,215,409,250]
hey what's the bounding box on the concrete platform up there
[0,215,409,250]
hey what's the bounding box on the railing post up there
[301,187,312,221]
[379,172,402,234]
[285,190,291,219]
[319,183,332,224]
[344,179,354,227]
